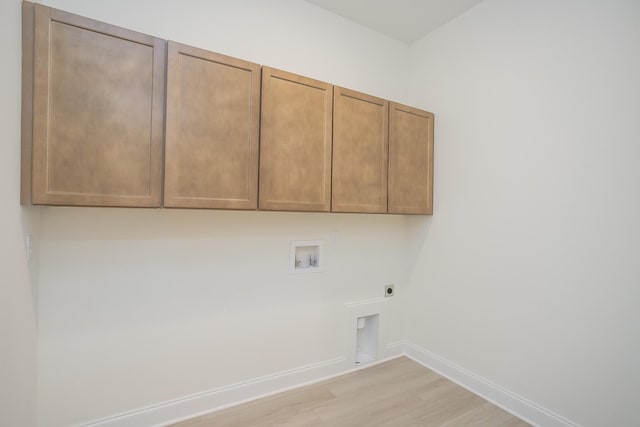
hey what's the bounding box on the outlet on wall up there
[385,284,394,297]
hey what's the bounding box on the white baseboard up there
[404,341,578,427]
[78,354,406,427]
[78,341,577,427]
[78,357,347,427]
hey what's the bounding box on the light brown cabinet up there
[21,3,434,215]
[332,87,389,213]
[259,67,333,212]
[388,103,434,214]
[21,3,165,207]
[164,42,260,209]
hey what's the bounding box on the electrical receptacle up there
[384,284,394,297]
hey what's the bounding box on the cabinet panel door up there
[259,67,333,212]
[29,4,165,207]
[388,103,434,215]
[164,42,260,209]
[332,87,388,213]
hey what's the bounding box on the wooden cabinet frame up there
[22,2,165,207]
[259,67,333,212]
[332,87,389,213]
[388,103,434,215]
[20,2,434,215]
[164,42,260,209]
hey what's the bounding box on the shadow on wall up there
[36,206,411,241]
[20,205,42,325]
[403,214,433,288]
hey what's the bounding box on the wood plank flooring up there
[171,357,530,427]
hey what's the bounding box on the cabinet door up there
[26,4,165,207]
[259,67,333,212]
[164,42,260,209]
[332,87,388,213]
[388,103,434,215]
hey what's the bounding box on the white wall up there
[0,1,39,426]
[21,1,640,426]
[405,1,640,426]
[33,1,413,426]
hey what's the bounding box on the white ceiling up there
[304,0,484,44]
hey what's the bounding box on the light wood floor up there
[171,357,530,427]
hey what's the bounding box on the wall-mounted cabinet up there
[164,42,260,209]
[388,103,434,215]
[259,67,333,212]
[21,3,165,207]
[20,3,434,215]
[332,87,388,214]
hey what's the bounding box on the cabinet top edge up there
[390,101,434,118]
[262,66,333,90]
[32,1,164,46]
[334,86,389,106]
[167,40,261,71]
